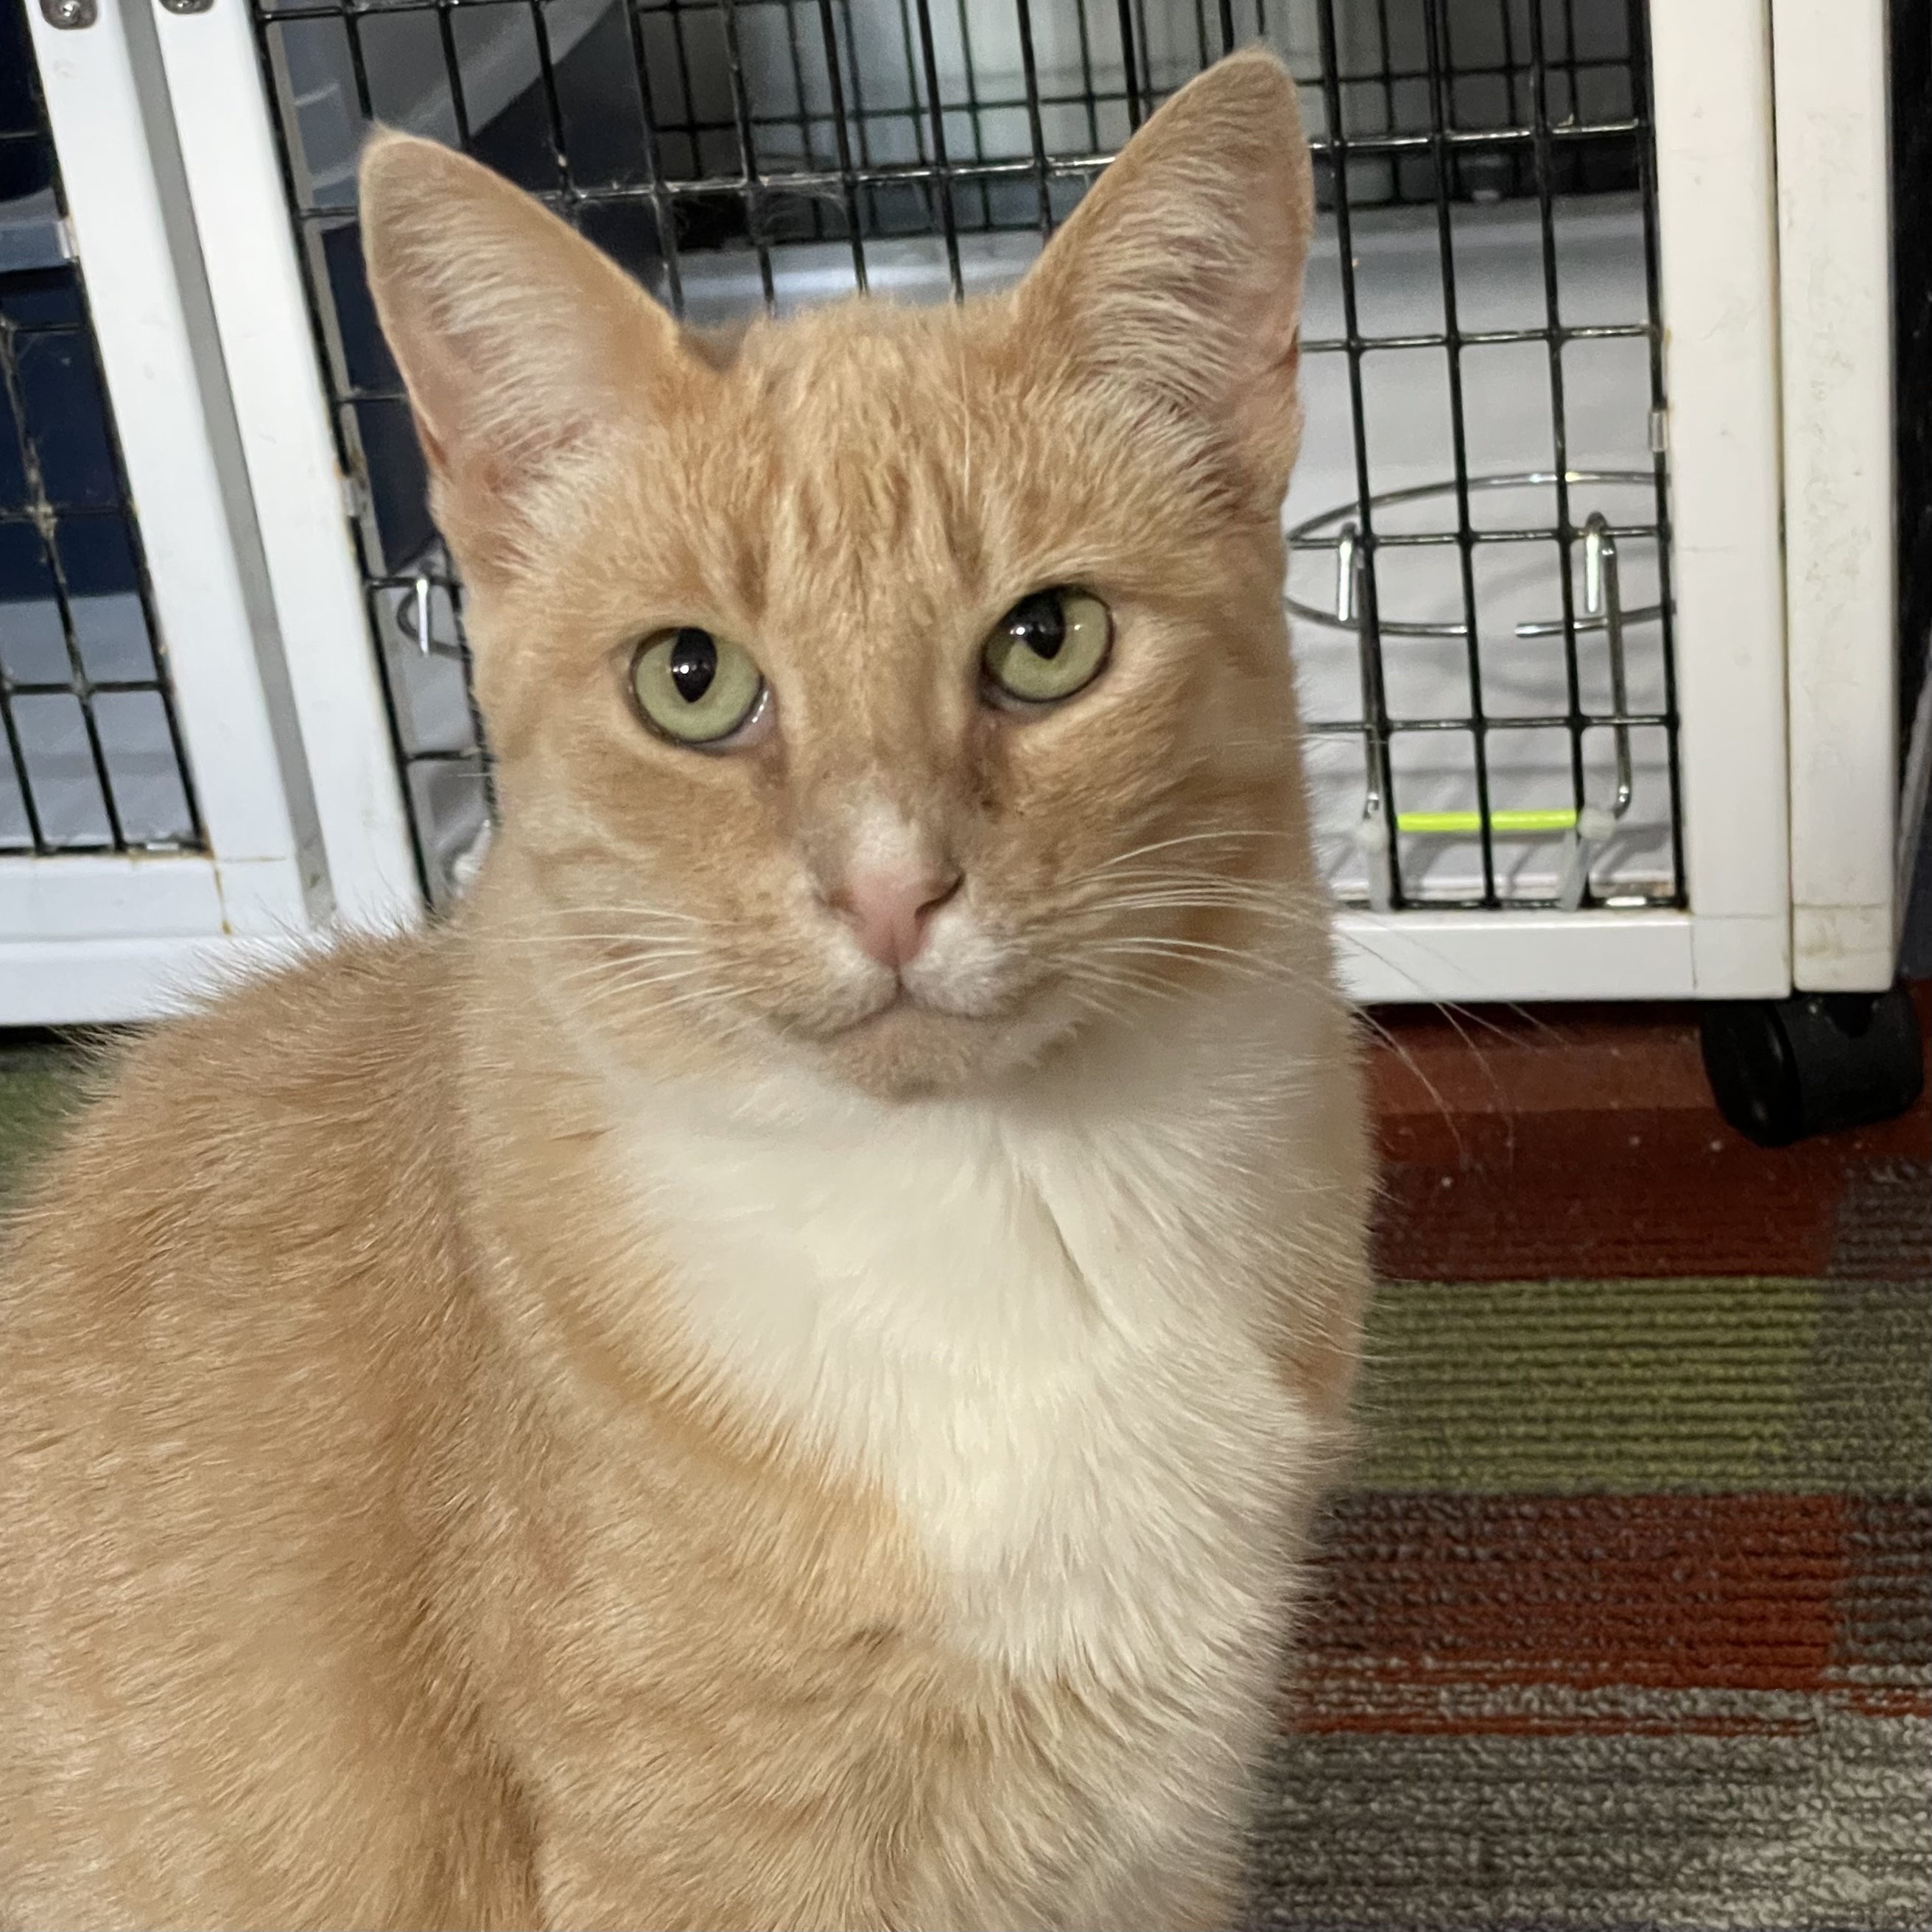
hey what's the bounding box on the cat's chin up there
[790,994,1075,1100]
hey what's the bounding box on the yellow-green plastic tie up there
[1394,808,1580,835]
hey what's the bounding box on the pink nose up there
[829,866,961,972]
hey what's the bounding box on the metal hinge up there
[1648,407,1668,456]
[39,0,97,28]
[158,0,216,12]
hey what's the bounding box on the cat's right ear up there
[359,131,699,570]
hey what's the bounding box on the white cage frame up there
[4,0,1917,1022]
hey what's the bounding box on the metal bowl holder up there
[1285,470,1657,913]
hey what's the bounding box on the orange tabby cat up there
[0,49,1368,1932]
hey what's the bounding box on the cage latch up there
[1338,525,1397,914]
[411,575,433,656]
[1552,513,1636,911]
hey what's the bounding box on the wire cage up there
[247,0,1676,916]
[1,0,203,860]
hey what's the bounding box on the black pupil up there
[668,628,717,703]
[1009,593,1066,660]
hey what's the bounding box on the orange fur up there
[1,52,1369,1931]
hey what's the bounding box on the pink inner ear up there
[362,130,698,514]
[1002,57,1312,505]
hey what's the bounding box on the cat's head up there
[362,51,1322,1100]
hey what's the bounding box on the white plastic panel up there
[1335,907,1695,1005]
[149,0,421,932]
[23,0,315,938]
[1648,0,1793,999]
[1773,0,1900,991]
[0,854,222,944]
[1,932,309,1027]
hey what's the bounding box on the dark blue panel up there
[1,0,48,142]
[352,397,433,575]
[57,514,155,682]
[0,132,55,201]
[321,219,399,393]
[15,326,118,509]
[0,267,86,329]
[0,386,27,511]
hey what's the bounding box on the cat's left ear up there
[1012,49,1315,508]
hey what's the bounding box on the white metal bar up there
[0,854,224,944]
[1335,909,1696,1005]
[149,0,423,932]
[1772,0,1900,991]
[1648,0,1793,1000]
[0,933,309,1028]
[27,0,317,936]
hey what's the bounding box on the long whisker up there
[1060,869,1330,913]
[1075,891,1308,918]
[1086,829,1299,876]
[561,966,720,1005]
[1351,1005,1466,1166]
[488,931,714,965]
[520,902,711,926]
[1058,962,1191,1022]
[1082,935,1294,986]
[572,968,793,1026]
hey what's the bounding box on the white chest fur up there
[609,1005,1326,1689]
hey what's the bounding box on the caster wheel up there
[1700,986,1925,1148]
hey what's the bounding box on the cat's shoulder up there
[105,927,442,1120]
[2,927,456,1275]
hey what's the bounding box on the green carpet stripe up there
[0,1044,88,1212]
[1246,1707,1932,1932]
[1352,1277,1932,1494]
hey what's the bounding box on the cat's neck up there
[453,901,1357,1416]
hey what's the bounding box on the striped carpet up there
[3,1009,1928,1931]
[1247,1000,1932,1932]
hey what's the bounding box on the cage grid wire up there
[248,0,1679,915]
[1,0,204,858]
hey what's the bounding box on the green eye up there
[630,627,766,745]
[981,589,1112,706]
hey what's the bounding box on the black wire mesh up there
[249,0,1678,912]
[1,0,203,857]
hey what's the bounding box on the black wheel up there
[1700,987,1925,1148]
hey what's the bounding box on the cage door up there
[150,0,1797,1005]
[7,0,357,1024]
